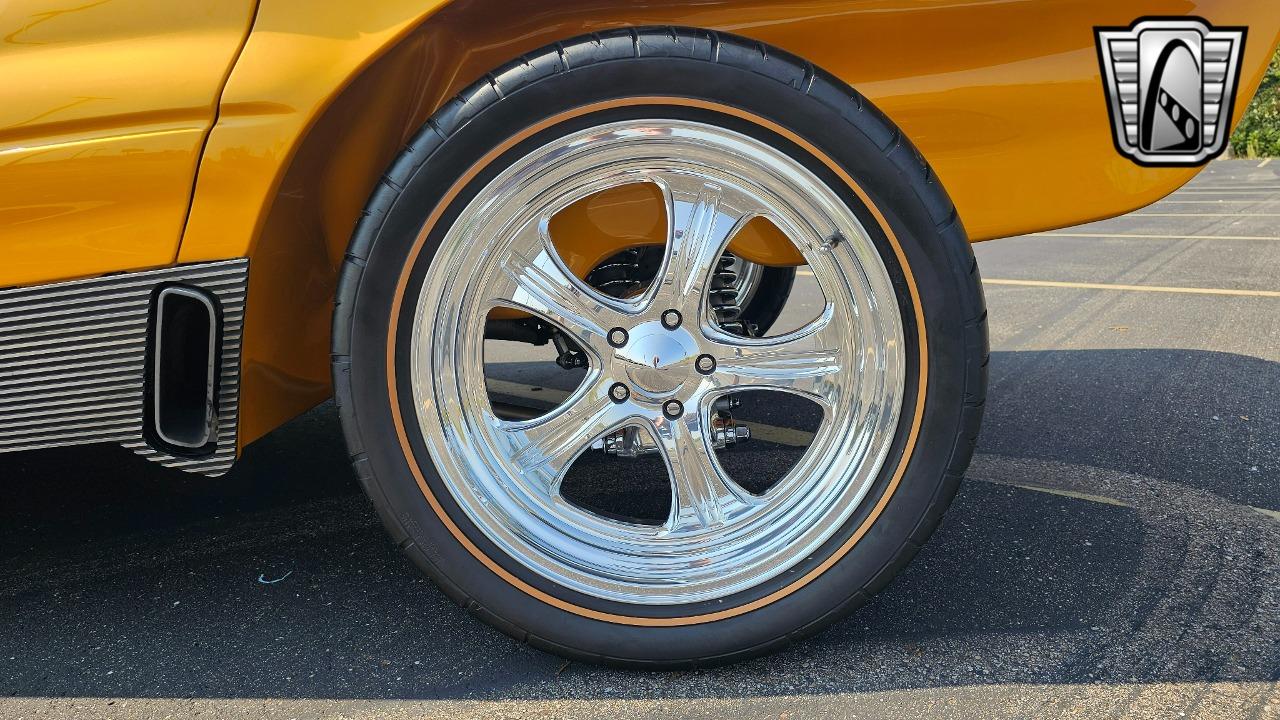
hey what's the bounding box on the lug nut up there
[609,383,630,403]
[662,399,684,419]
[660,309,682,330]
[607,327,629,348]
[695,354,716,374]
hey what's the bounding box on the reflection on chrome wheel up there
[409,120,905,604]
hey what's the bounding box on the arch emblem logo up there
[1096,18,1246,166]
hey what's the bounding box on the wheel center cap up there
[615,322,700,397]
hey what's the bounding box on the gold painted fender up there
[172,0,1280,447]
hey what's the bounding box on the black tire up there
[332,27,987,668]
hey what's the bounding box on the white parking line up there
[1183,184,1280,190]
[1259,158,1273,168]
[1003,482,1130,507]
[983,278,1280,298]
[1157,199,1280,204]
[1177,189,1279,194]
[488,370,1280,522]
[486,379,570,402]
[1035,232,1280,241]
[973,477,1280,521]
[487,379,1280,520]
[484,379,818,447]
[1132,213,1280,217]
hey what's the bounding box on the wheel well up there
[240,2,822,446]
[236,0,636,444]
[239,0,947,446]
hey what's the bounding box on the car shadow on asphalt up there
[0,349,1275,701]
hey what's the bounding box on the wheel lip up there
[408,116,904,605]
[382,96,930,627]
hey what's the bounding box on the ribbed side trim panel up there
[0,259,248,476]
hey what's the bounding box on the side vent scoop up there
[147,285,222,454]
[0,259,246,475]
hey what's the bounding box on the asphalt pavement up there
[1,159,1277,719]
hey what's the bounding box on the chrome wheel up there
[409,119,905,605]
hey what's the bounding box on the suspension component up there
[591,410,750,457]
[710,410,751,448]
[711,255,759,337]
[551,331,588,369]
[583,247,662,299]
[483,317,555,345]
[592,427,655,457]
[713,395,741,412]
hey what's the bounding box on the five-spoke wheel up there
[409,120,903,604]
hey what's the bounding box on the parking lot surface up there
[1,160,1277,719]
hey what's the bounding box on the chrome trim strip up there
[0,259,248,476]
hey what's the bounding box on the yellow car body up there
[3,0,1279,454]
[6,0,1280,668]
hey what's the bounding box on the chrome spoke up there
[650,410,750,533]
[493,220,618,348]
[652,173,753,317]
[709,315,846,408]
[501,386,624,495]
